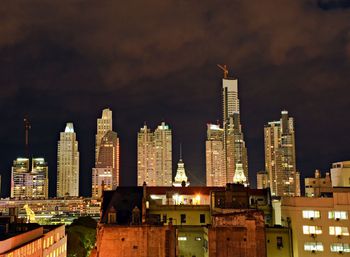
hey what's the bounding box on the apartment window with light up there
[328,211,348,220]
[178,236,187,241]
[329,226,349,236]
[304,242,324,252]
[302,210,320,219]
[330,243,350,253]
[303,225,322,235]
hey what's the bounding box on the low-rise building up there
[94,184,270,257]
[330,161,350,187]
[305,170,332,197]
[0,213,67,257]
[281,188,350,257]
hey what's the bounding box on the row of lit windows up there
[302,210,348,220]
[7,239,42,257]
[45,243,67,257]
[304,242,350,252]
[302,225,349,236]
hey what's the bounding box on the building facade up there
[11,158,48,199]
[92,131,120,198]
[206,124,225,186]
[257,171,269,190]
[57,123,79,197]
[281,188,350,257]
[330,161,350,187]
[0,218,67,257]
[305,170,332,197]
[264,110,300,196]
[137,122,172,186]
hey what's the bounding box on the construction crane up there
[217,64,229,79]
[23,204,36,223]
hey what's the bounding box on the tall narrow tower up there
[206,124,225,186]
[154,122,172,186]
[264,110,299,196]
[57,123,79,197]
[219,65,249,184]
[137,124,155,186]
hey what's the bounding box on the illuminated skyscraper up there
[264,110,300,196]
[137,122,172,186]
[137,125,155,186]
[221,74,248,184]
[11,157,49,199]
[96,108,113,164]
[154,122,172,186]
[92,131,120,198]
[57,123,79,197]
[206,124,225,186]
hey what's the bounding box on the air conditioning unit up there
[311,233,316,238]
[311,250,316,254]
[310,217,314,220]
[337,235,342,239]
[336,218,340,221]
[339,251,343,254]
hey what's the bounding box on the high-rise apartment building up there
[154,122,172,186]
[92,131,120,198]
[57,123,79,197]
[206,124,225,186]
[137,125,155,186]
[96,108,113,164]
[137,122,172,186]
[92,109,120,198]
[264,110,300,196]
[11,157,49,199]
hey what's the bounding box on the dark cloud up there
[0,0,350,196]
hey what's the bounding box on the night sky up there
[1,0,350,197]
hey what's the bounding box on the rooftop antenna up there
[24,116,31,159]
[217,64,229,79]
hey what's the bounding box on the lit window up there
[304,242,324,252]
[329,226,349,236]
[195,237,202,241]
[178,236,187,241]
[330,243,350,253]
[303,225,322,235]
[328,211,348,220]
[302,210,320,219]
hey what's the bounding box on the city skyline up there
[1,1,350,197]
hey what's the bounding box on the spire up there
[24,116,31,158]
[179,143,182,161]
[173,146,190,187]
[64,122,74,133]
